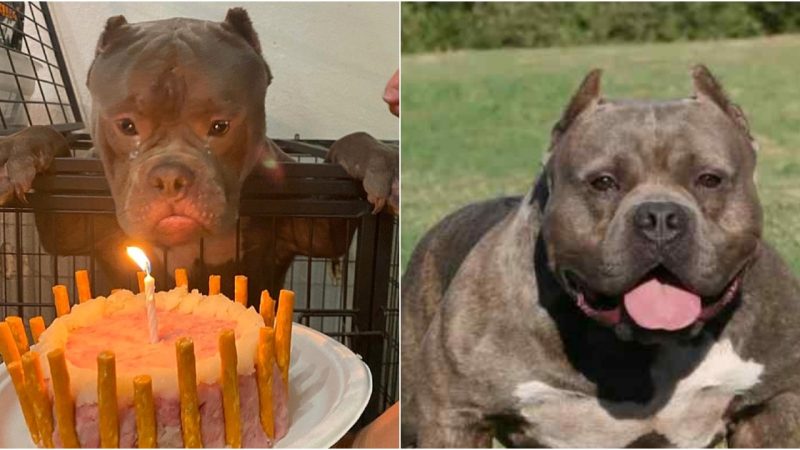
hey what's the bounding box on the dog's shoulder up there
[405,195,523,300]
[722,241,800,407]
[402,195,528,408]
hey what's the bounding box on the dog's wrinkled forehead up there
[87,9,270,116]
[547,66,757,173]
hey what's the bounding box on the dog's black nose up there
[633,201,688,243]
[148,163,194,199]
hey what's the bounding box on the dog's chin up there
[561,266,742,343]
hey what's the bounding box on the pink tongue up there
[623,279,701,331]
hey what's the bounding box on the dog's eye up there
[590,175,619,192]
[208,120,230,137]
[697,173,723,189]
[117,119,138,136]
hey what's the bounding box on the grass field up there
[401,35,800,273]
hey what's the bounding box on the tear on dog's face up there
[86,9,276,247]
[540,66,762,341]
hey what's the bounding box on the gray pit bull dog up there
[402,66,800,447]
[0,9,397,299]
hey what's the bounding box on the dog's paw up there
[328,132,398,215]
[0,126,69,205]
[362,156,398,215]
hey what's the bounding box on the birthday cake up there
[1,272,294,448]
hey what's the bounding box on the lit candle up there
[127,247,159,344]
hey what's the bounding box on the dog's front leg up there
[417,408,494,448]
[729,391,800,447]
[0,126,70,204]
[327,132,398,215]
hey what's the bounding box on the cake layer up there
[34,288,265,406]
[52,370,289,448]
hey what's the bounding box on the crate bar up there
[2,44,33,124]
[371,213,396,410]
[339,220,351,341]
[0,99,71,106]
[41,2,84,122]
[0,69,64,87]
[47,158,354,178]
[0,122,84,136]
[29,2,71,122]
[274,140,331,159]
[31,176,365,197]
[51,212,59,300]
[365,213,395,418]
[3,1,52,33]
[18,23,56,125]
[24,194,371,217]
[352,211,380,423]
[0,44,61,72]
[0,89,6,128]
[1,211,6,305]
[14,211,23,316]
[0,14,53,50]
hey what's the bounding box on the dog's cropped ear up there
[550,69,603,147]
[95,15,128,56]
[224,8,262,54]
[692,65,755,147]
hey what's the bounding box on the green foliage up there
[402,2,800,53]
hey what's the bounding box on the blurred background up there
[51,2,400,139]
[401,2,800,273]
[402,3,800,53]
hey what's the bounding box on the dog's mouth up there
[150,203,219,246]
[562,266,742,331]
[156,215,201,234]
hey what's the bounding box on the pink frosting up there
[65,309,237,371]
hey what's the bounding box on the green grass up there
[401,35,800,271]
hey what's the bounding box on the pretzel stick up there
[175,268,188,288]
[209,275,221,295]
[75,270,91,303]
[7,361,39,445]
[47,349,80,448]
[0,321,21,364]
[23,351,54,448]
[6,316,29,354]
[137,271,146,294]
[219,329,242,447]
[275,289,295,388]
[255,327,275,439]
[133,375,156,448]
[52,285,71,317]
[97,351,119,448]
[29,317,46,344]
[176,337,202,447]
[234,275,247,306]
[259,291,275,327]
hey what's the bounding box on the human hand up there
[383,70,399,117]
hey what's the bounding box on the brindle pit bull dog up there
[402,66,800,447]
[0,9,397,300]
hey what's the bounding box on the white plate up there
[0,324,372,448]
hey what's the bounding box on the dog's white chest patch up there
[513,339,763,447]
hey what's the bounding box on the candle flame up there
[126,246,151,274]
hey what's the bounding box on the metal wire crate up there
[0,1,81,131]
[0,0,398,426]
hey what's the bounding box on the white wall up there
[49,2,399,139]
